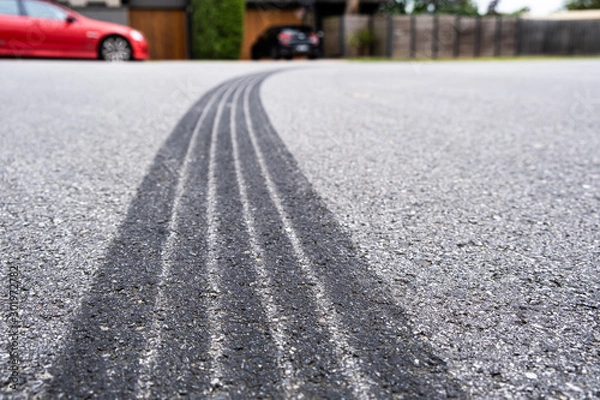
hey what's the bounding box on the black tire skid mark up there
[46,78,242,399]
[207,80,283,397]
[234,78,356,398]
[247,79,465,399]
[46,70,465,399]
[143,81,230,398]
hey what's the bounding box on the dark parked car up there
[251,25,320,60]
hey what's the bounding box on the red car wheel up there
[100,35,132,62]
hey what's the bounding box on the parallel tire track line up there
[46,79,233,399]
[135,80,233,398]
[47,72,463,399]
[230,78,299,398]
[241,77,374,399]
[208,77,283,398]
[234,77,356,398]
[231,76,298,396]
[246,78,463,398]
[204,80,241,392]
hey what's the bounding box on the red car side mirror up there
[65,14,77,23]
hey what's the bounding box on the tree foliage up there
[414,0,479,15]
[379,0,479,15]
[505,6,530,16]
[191,0,244,59]
[565,0,600,10]
[486,0,500,15]
[379,0,409,14]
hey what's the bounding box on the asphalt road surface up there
[1,59,599,399]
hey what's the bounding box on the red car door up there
[21,0,87,57]
[0,0,32,57]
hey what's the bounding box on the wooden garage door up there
[242,9,303,60]
[129,9,187,60]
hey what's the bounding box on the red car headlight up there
[130,30,145,42]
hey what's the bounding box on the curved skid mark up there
[247,77,463,399]
[46,78,234,399]
[135,80,234,398]
[230,77,297,395]
[47,70,463,399]
[205,81,244,390]
[242,76,376,399]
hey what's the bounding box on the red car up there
[0,0,148,61]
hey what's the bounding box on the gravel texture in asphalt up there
[0,61,281,398]
[1,59,599,399]
[43,71,460,399]
[262,60,600,399]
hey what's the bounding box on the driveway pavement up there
[263,60,600,399]
[1,59,599,399]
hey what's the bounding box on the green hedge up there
[191,0,244,59]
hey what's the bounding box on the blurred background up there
[49,0,600,61]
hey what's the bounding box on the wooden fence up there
[323,14,600,58]
[129,9,188,60]
[519,19,600,55]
